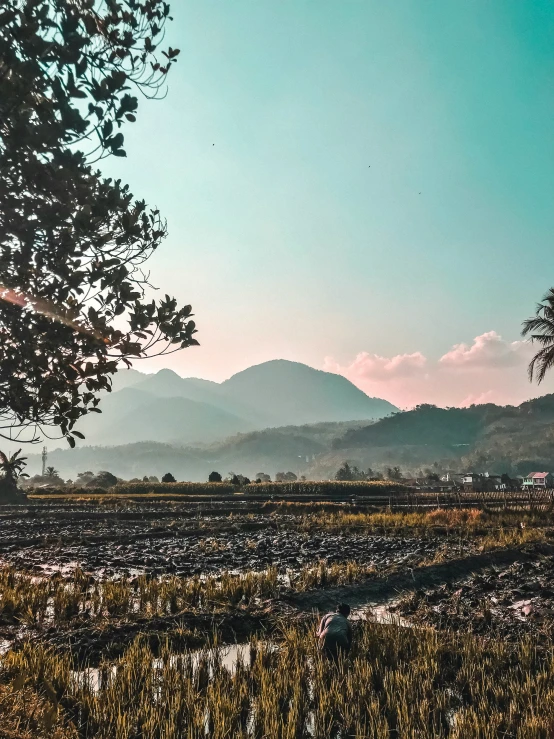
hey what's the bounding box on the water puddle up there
[351,600,411,628]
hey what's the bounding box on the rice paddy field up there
[2,496,554,737]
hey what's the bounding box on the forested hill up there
[326,395,554,477]
[336,396,554,450]
[335,403,509,448]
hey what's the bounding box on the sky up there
[101,0,554,409]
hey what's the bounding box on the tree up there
[0,2,197,452]
[335,462,366,481]
[88,470,117,488]
[208,471,222,483]
[522,289,554,383]
[255,472,271,482]
[162,472,176,483]
[76,471,94,486]
[0,449,28,497]
[275,471,298,482]
[386,466,403,481]
[335,462,353,481]
[45,466,59,478]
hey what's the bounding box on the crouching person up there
[317,603,352,663]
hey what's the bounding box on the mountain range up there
[27,393,554,482]
[73,359,397,447]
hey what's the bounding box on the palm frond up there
[528,345,554,383]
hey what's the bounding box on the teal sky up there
[102,1,554,406]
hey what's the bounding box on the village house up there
[462,473,516,492]
[521,472,553,489]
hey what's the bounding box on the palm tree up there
[45,466,59,478]
[522,289,554,382]
[0,449,28,485]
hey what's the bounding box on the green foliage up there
[0,0,196,446]
[208,471,222,483]
[161,472,176,483]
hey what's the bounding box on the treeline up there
[33,480,406,497]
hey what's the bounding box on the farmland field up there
[2,494,554,737]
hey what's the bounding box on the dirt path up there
[285,543,554,612]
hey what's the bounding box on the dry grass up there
[3,621,554,737]
[300,507,486,532]
[0,682,77,739]
[0,562,386,626]
[478,526,548,551]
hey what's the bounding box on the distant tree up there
[386,467,403,481]
[45,466,59,478]
[275,471,298,482]
[426,473,440,483]
[129,477,141,483]
[255,472,271,482]
[335,463,367,481]
[523,288,554,383]
[76,471,95,486]
[148,476,159,483]
[335,462,354,481]
[162,472,176,483]
[0,1,197,454]
[88,470,117,488]
[208,471,222,483]
[142,476,149,482]
[230,474,240,486]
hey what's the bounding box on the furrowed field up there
[2,489,554,737]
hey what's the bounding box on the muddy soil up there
[0,523,452,577]
[394,543,554,640]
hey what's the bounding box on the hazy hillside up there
[219,360,396,426]
[26,395,554,481]
[71,360,396,447]
[27,420,371,481]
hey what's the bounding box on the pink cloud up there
[324,351,426,381]
[459,391,497,407]
[324,331,549,409]
[439,331,529,370]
